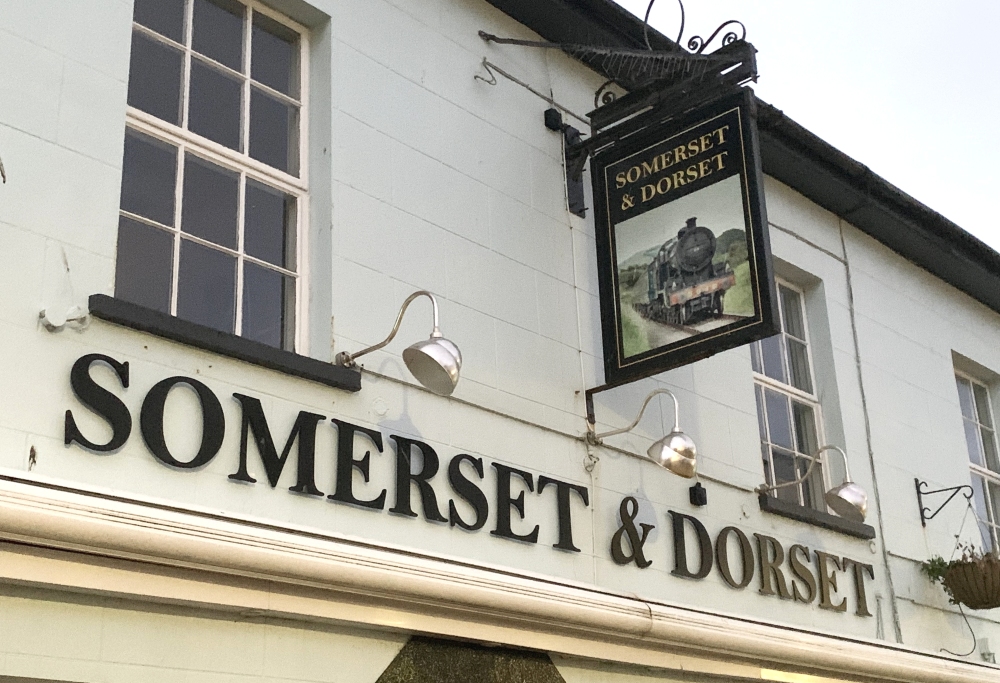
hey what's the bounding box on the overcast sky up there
[612,0,1000,252]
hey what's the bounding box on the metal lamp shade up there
[402,336,462,396]
[647,429,697,479]
[824,481,868,523]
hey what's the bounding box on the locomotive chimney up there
[685,217,697,229]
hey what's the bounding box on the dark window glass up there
[127,32,183,125]
[121,130,177,226]
[965,420,985,468]
[181,156,238,249]
[750,341,762,374]
[984,427,1000,472]
[177,240,236,333]
[798,456,824,509]
[974,383,995,428]
[754,385,766,440]
[957,377,976,420]
[973,474,996,551]
[252,12,298,96]
[761,443,772,487]
[792,401,817,456]
[787,338,812,393]
[245,180,294,267]
[243,263,292,348]
[760,334,786,384]
[192,0,245,71]
[114,217,173,313]
[189,60,243,151]
[764,388,793,450]
[249,89,298,175]
[780,286,806,339]
[133,0,186,43]
[772,448,798,505]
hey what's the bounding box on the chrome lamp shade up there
[402,335,462,396]
[647,429,697,478]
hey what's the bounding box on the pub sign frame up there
[591,89,779,386]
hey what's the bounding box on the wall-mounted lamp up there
[757,445,868,523]
[335,291,462,396]
[585,388,697,478]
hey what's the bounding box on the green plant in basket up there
[922,543,1000,610]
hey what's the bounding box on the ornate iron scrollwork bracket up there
[915,478,975,527]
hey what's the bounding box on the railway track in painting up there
[658,313,744,338]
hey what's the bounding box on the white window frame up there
[753,279,830,511]
[957,371,1000,549]
[119,0,311,353]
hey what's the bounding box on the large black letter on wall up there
[329,419,387,510]
[228,394,325,496]
[389,435,446,522]
[65,353,132,452]
[140,376,225,468]
[669,511,712,580]
[490,463,539,544]
[447,454,488,531]
[537,476,589,552]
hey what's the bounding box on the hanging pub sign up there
[591,89,778,385]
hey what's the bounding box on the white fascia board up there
[0,475,996,683]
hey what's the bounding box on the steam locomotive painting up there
[632,217,736,327]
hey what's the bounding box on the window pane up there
[181,156,238,249]
[989,481,1000,538]
[242,263,292,348]
[192,0,245,71]
[792,400,818,457]
[252,12,298,97]
[121,130,177,226]
[780,286,805,339]
[189,60,243,151]
[177,240,236,333]
[750,341,762,374]
[127,31,183,125]
[983,427,1000,472]
[974,383,994,428]
[797,456,823,510]
[245,180,294,267]
[760,334,786,384]
[114,217,173,313]
[754,384,767,440]
[249,88,299,174]
[973,474,996,551]
[764,389,793,449]
[133,0,185,43]
[772,448,798,505]
[762,443,773,487]
[965,420,985,467]
[787,338,813,394]
[957,377,976,420]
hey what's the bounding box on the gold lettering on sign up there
[616,124,733,212]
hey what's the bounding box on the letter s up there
[615,172,627,189]
[64,354,132,452]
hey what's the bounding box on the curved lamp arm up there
[336,290,441,366]
[588,388,680,443]
[756,445,850,494]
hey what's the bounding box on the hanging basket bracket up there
[916,478,975,527]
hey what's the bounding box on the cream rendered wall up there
[0,0,997,672]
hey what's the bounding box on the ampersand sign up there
[610,496,654,568]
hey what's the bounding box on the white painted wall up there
[0,0,998,673]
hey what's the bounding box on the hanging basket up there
[942,556,1000,610]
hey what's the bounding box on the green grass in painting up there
[723,261,754,316]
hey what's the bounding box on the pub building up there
[1,0,998,681]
